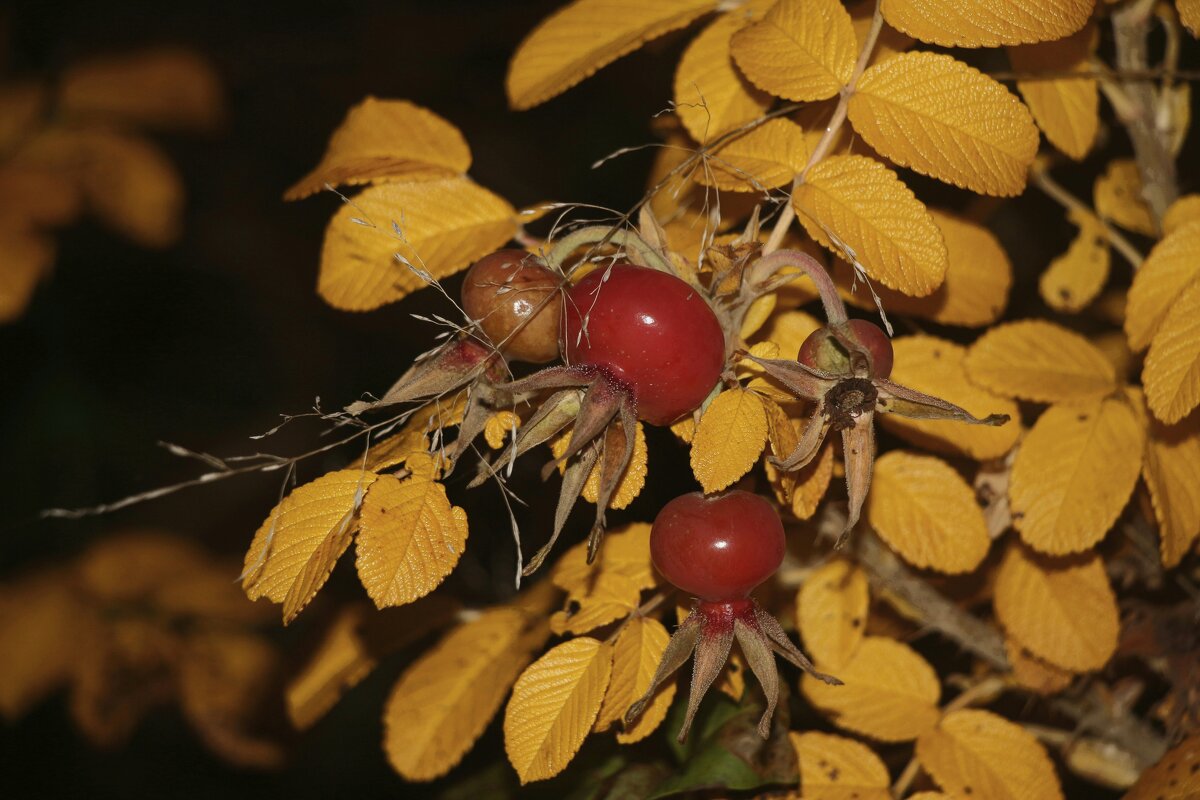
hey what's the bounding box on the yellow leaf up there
[740,292,777,339]
[484,410,520,450]
[365,394,466,471]
[1039,209,1109,313]
[880,336,1019,460]
[674,5,773,142]
[796,559,869,670]
[242,470,377,622]
[179,630,283,769]
[318,177,516,311]
[964,320,1116,403]
[847,52,1039,196]
[78,530,207,603]
[792,731,891,800]
[0,222,55,323]
[729,0,856,102]
[16,128,184,248]
[1126,219,1200,351]
[789,441,836,519]
[1006,638,1075,695]
[851,0,915,65]
[1125,735,1200,800]
[356,474,468,608]
[694,119,810,192]
[285,98,470,200]
[1010,397,1143,554]
[802,636,941,741]
[868,451,990,573]
[384,607,539,781]
[286,607,376,730]
[881,0,1093,47]
[993,543,1118,671]
[916,709,1064,800]
[59,47,223,132]
[839,209,1012,327]
[506,0,716,110]
[552,522,655,595]
[1143,415,1200,568]
[1009,27,1098,160]
[551,421,648,509]
[550,571,642,636]
[595,617,675,743]
[1094,159,1157,236]
[717,649,746,701]
[690,387,769,493]
[1182,0,1200,36]
[0,82,48,152]
[0,166,82,227]
[795,155,947,296]
[504,637,614,784]
[1163,193,1200,235]
[1145,279,1200,424]
[0,571,83,719]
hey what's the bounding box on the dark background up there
[0,1,1194,797]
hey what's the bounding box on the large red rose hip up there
[560,263,725,426]
[650,490,785,601]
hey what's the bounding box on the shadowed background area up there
[1,1,1195,797]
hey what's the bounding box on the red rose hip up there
[561,263,725,425]
[798,318,893,378]
[650,490,785,601]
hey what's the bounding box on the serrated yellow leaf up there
[674,5,773,142]
[868,451,991,573]
[59,47,223,132]
[550,570,642,635]
[1182,0,1200,36]
[694,119,811,192]
[242,470,377,622]
[690,387,769,492]
[1006,637,1075,695]
[1010,397,1143,554]
[505,637,614,784]
[847,52,1039,196]
[355,475,467,608]
[792,731,891,799]
[1126,219,1200,351]
[1143,416,1200,568]
[740,292,776,339]
[917,709,1064,800]
[506,0,716,110]
[1039,209,1109,313]
[839,209,1012,327]
[551,421,648,510]
[802,636,941,741]
[484,410,520,450]
[881,336,1018,460]
[16,128,183,248]
[0,222,55,323]
[384,607,537,780]
[595,617,675,743]
[286,607,376,730]
[286,98,470,200]
[789,441,836,519]
[796,559,869,670]
[881,0,1093,47]
[729,0,856,102]
[993,543,1118,671]
[794,155,947,297]
[1009,27,1098,160]
[1094,159,1156,236]
[1145,280,1200,424]
[964,320,1116,403]
[552,522,655,595]
[318,177,516,311]
[1125,735,1200,800]
[1163,193,1200,234]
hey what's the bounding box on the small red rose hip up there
[461,249,562,363]
[650,490,785,601]
[561,263,725,426]
[797,318,893,378]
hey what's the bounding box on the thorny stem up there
[1112,0,1179,229]
[544,225,674,275]
[762,0,884,256]
[1029,162,1146,269]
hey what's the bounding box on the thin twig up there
[1029,163,1146,269]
